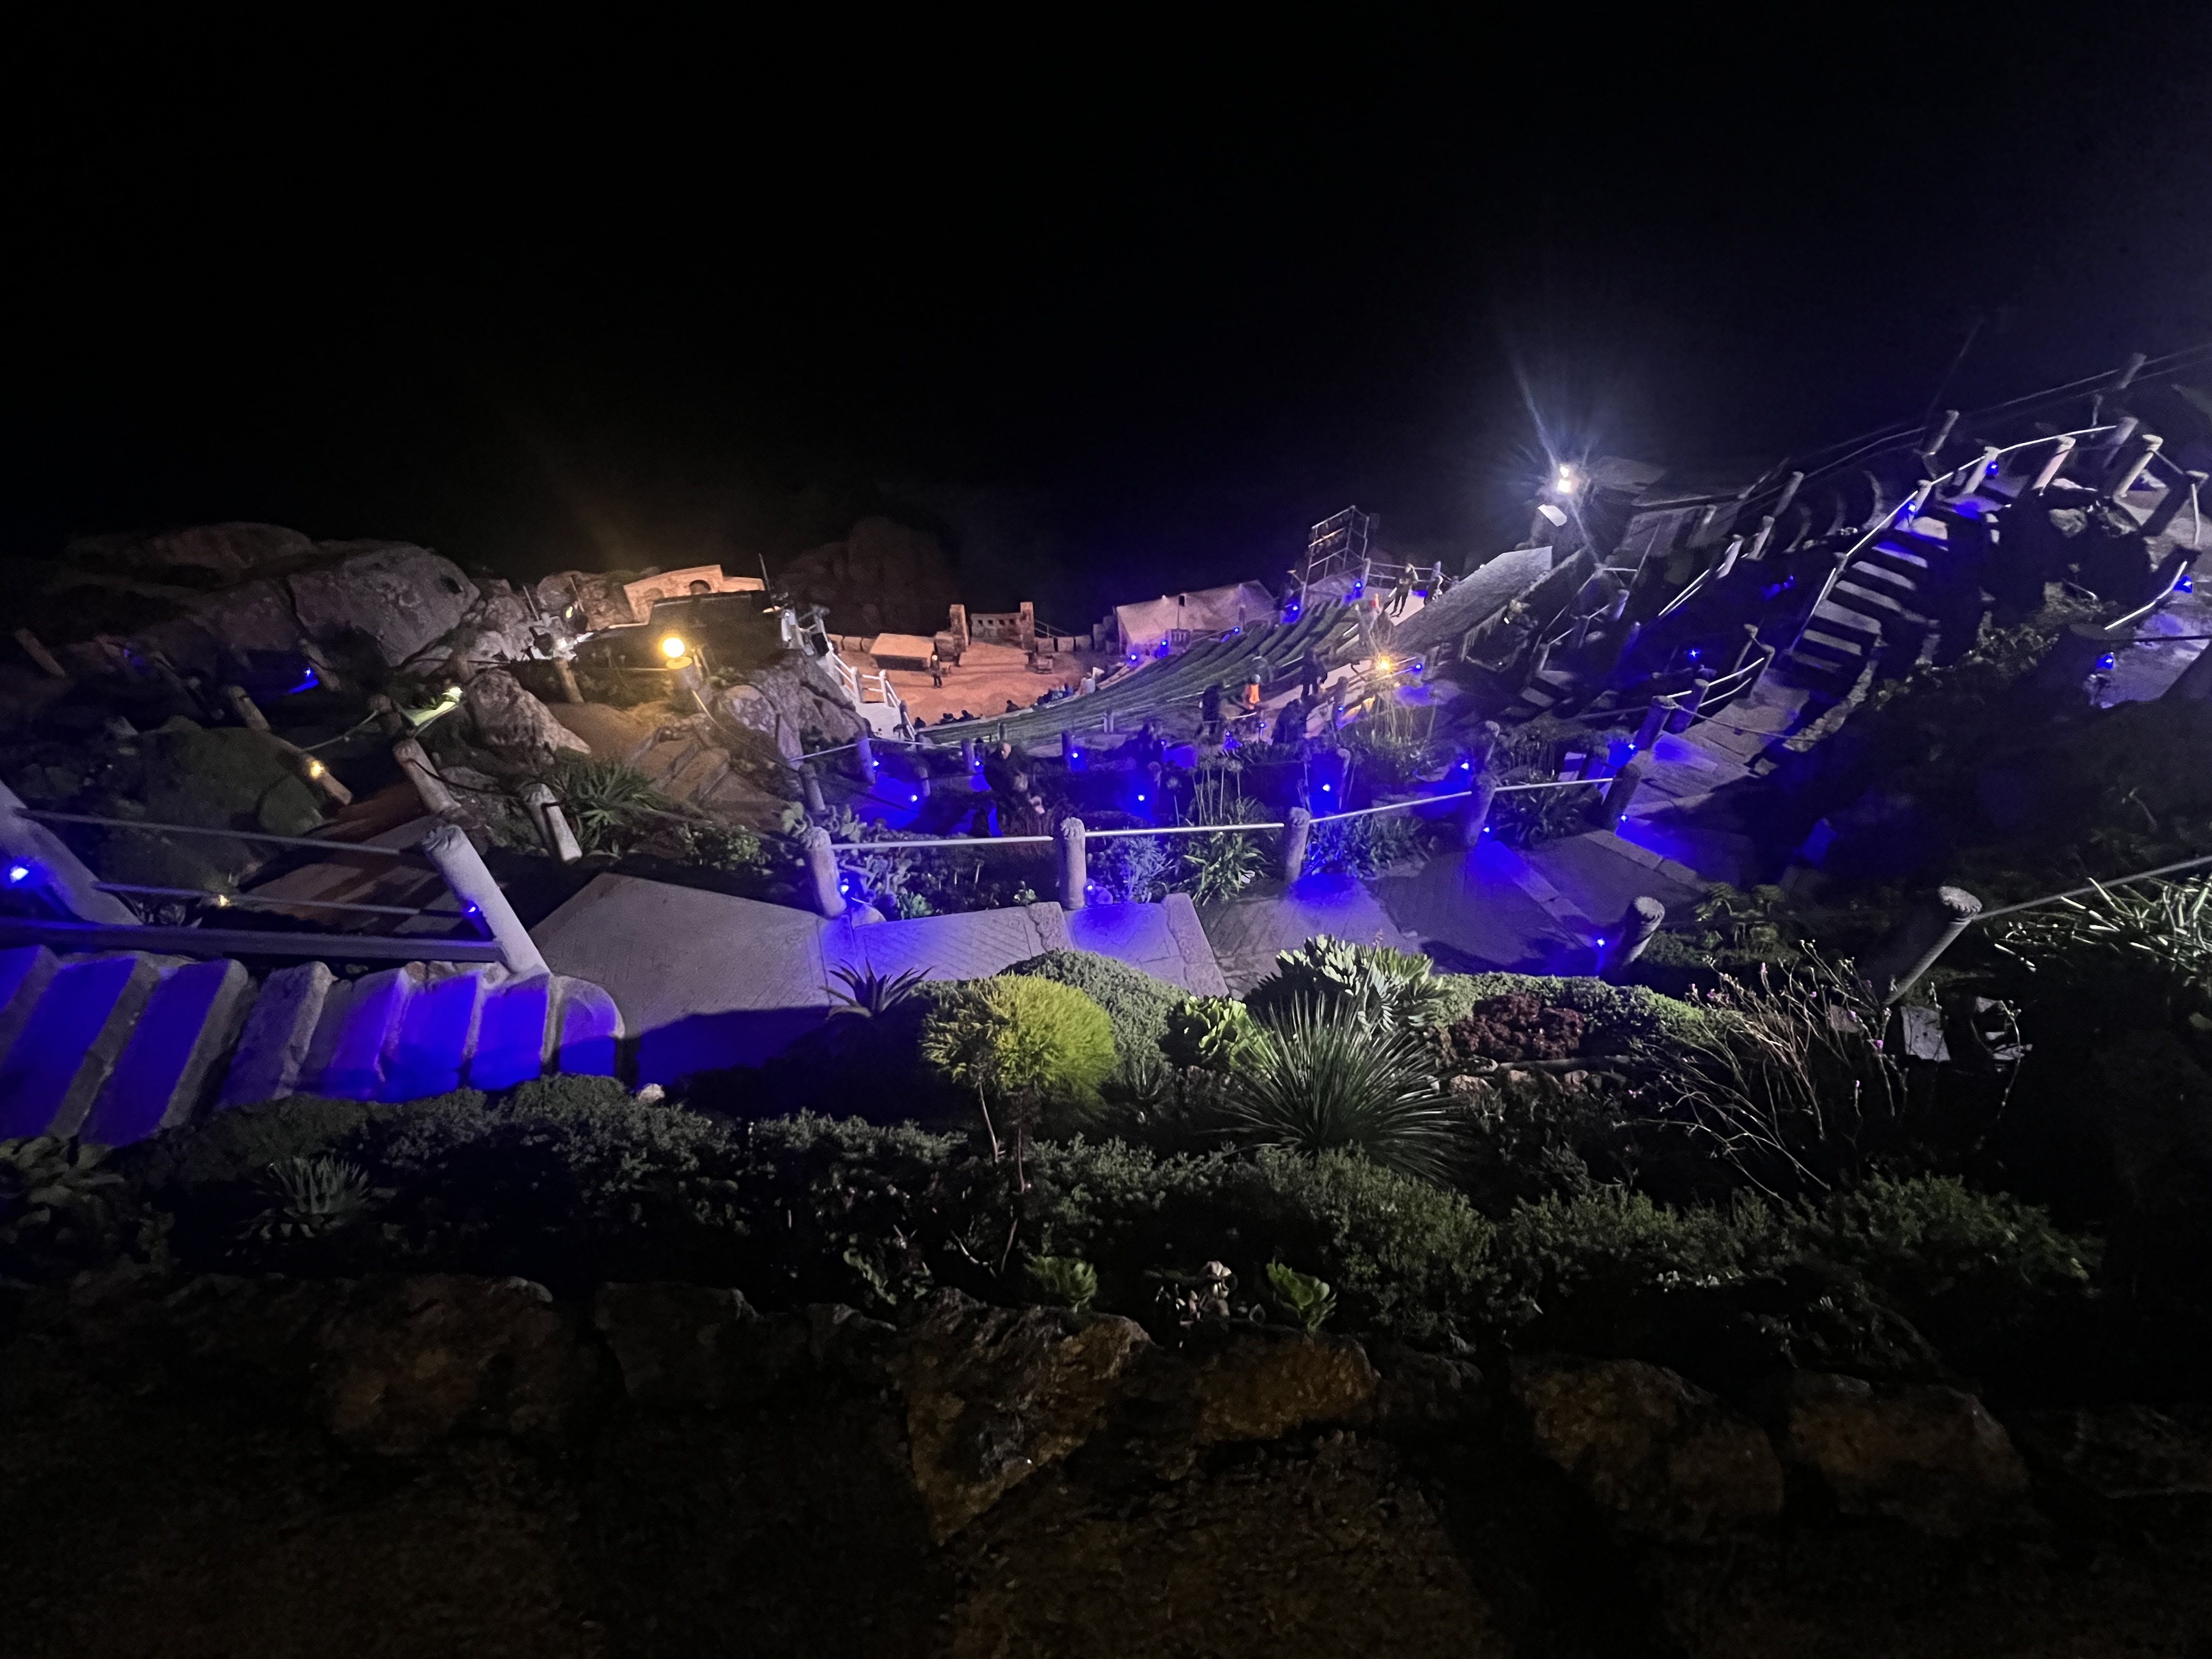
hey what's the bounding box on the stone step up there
[382,964,492,1101]
[1799,627,1873,658]
[83,960,255,1144]
[550,976,623,1076]
[221,961,336,1107]
[1866,541,1933,571]
[635,735,702,787]
[1829,580,1927,620]
[1808,601,1883,635]
[664,746,731,803]
[0,945,61,1062]
[1847,559,1921,594]
[311,965,417,1099]
[471,973,560,1091]
[0,953,166,1138]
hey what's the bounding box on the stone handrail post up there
[1598,753,1651,831]
[800,826,847,918]
[392,739,461,820]
[1056,817,1087,910]
[1460,770,1499,848]
[0,779,140,924]
[519,782,582,863]
[1863,885,1982,1004]
[1279,806,1312,880]
[419,822,549,977]
[1602,896,1667,976]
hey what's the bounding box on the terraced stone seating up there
[924,603,1358,749]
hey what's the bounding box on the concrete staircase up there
[0,945,625,1144]
[1778,526,1947,693]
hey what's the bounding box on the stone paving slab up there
[533,875,1233,1082]
[1200,874,1430,996]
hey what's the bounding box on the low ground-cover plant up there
[1246,935,1458,1032]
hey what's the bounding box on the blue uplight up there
[283,668,320,695]
[1686,648,1701,661]
[2096,652,2116,672]
[2180,574,2195,593]
[1137,792,1147,802]
[5,862,29,884]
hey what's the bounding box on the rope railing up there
[1974,850,2212,922]
[819,776,1606,851]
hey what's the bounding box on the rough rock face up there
[778,516,961,636]
[314,1274,605,1453]
[65,521,319,583]
[1784,1371,2034,1533]
[1184,1324,1380,1445]
[2010,1403,2212,1500]
[716,649,866,758]
[1511,1355,1784,1539]
[285,541,479,667]
[890,1291,1151,1539]
[464,669,589,759]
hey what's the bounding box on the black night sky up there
[7,15,2209,626]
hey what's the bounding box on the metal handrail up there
[25,809,420,857]
[91,881,461,918]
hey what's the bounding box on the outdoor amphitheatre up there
[4,353,2212,1653]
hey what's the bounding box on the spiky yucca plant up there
[1218,1000,1459,1181]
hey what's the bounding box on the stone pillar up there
[2144,471,2207,540]
[392,739,460,820]
[1954,445,2000,499]
[368,693,408,736]
[961,736,980,778]
[223,684,270,732]
[2111,351,2147,391]
[1056,817,1087,910]
[13,628,68,680]
[520,782,582,863]
[1280,806,1312,880]
[800,764,827,816]
[293,749,353,808]
[1062,730,1077,766]
[1459,771,1498,848]
[854,729,878,787]
[949,603,969,656]
[2027,435,2076,494]
[1018,601,1037,654]
[1916,408,1959,467]
[1598,754,1651,831]
[1864,885,1983,1004]
[1604,896,1667,975]
[801,826,847,918]
[419,822,549,977]
[0,778,140,924]
[1743,514,1777,563]
[1770,470,1805,521]
[2101,432,2163,503]
[553,656,584,704]
[1666,669,1714,733]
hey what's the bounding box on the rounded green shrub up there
[1003,950,1180,1068]
[919,975,1118,1134]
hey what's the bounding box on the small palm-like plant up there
[1177,772,1271,903]
[541,757,673,855]
[1026,1254,1100,1312]
[1218,1000,1459,1181]
[245,1155,375,1242]
[826,964,932,1017]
